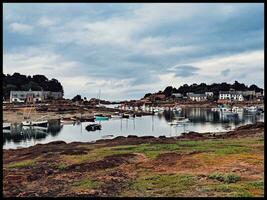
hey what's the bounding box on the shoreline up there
[3,102,264,124]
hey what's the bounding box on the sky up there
[3,3,264,101]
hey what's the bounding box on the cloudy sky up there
[3,3,264,100]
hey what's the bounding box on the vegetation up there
[145,81,263,99]
[3,73,64,100]
[8,160,36,169]
[72,178,101,189]
[209,172,241,183]
[128,174,196,196]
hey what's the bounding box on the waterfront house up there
[219,91,244,101]
[205,92,214,97]
[187,93,207,101]
[172,93,183,98]
[10,89,63,103]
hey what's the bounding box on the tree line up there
[144,81,263,99]
[3,73,64,100]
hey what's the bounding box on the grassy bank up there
[3,125,264,197]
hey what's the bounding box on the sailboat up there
[22,103,48,127]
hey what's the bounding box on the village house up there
[172,92,183,98]
[187,93,207,102]
[10,89,63,103]
[219,91,244,101]
[205,92,214,97]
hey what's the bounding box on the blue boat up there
[95,116,109,121]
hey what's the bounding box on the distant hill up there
[144,81,263,99]
[3,73,64,100]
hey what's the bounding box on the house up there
[219,91,244,101]
[172,93,183,98]
[187,93,207,101]
[205,92,214,97]
[10,89,63,103]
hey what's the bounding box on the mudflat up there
[3,122,264,197]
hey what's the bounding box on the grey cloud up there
[172,65,200,77]
[221,69,231,76]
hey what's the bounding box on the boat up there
[111,115,121,118]
[22,120,48,127]
[3,123,11,130]
[85,124,102,131]
[60,120,76,125]
[168,117,190,125]
[244,106,258,113]
[211,107,220,112]
[122,114,130,119]
[95,115,109,121]
[232,106,243,113]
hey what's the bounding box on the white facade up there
[219,91,244,101]
[188,94,207,101]
[10,90,63,103]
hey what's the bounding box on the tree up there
[72,95,82,102]
[144,93,152,98]
[163,86,173,97]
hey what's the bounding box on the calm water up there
[3,108,264,149]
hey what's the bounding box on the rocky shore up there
[3,122,264,197]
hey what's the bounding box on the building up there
[187,93,207,101]
[172,93,183,98]
[205,92,214,97]
[219,91,244,101]
[10,89,63,103]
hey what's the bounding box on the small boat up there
[211,107,220,112]
[22,120,48,127]
[168,117,190,125]
[111,114,121,118]
[122,114,130,119]
[135,113,142,117]
[85,124,102,131]
[95,115,109,121]
[3,123,11,130]
[60,120,75,125]
[244,106,258,113]
[232,106,243,113]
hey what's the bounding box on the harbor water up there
[3,108,264,149]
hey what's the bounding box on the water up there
[3,108,264,149]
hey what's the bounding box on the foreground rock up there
[3,122,264,197]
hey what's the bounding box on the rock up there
[127,135,138,138]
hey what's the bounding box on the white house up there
[187,93,207,101]
[205,92,214,97]
[219,91,244,101]
[10,89,63,103]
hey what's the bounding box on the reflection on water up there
[3,120,62,146]
[3,108,264,149]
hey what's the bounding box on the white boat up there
[211,107,220,112]
[245,106,258,112]
[111,115,122,118]
[232,106,243,113]
[3,123,11,130]
[168,117,190,125]
[22,120,48,127]
[60,120,75,125]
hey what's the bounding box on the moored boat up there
[85,124,102,131]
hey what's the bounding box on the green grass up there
[126,173,196,197]
[57,163,68,170]
[8,160,36,169]
[72,178,101,189]
[62,137,260,164]
[209,172,241,183]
